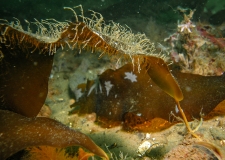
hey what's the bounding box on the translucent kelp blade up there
[0,110,108,160]
[0,24,55,117]
[146,56,183,101]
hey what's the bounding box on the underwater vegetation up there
[164,8,225,76]
[73,63,225,132]
[0,9,108,159]
[0,5,224,159]
[0,110,106,159]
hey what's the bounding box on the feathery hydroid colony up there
[2,5,224,159]
[0,5,168,70]
[63,6,167,61]
[1,5,205,136]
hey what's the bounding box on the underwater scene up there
[0,0,225,159]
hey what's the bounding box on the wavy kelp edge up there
[0,5,203,158]
[62,6,198,137]
[61,6,183,102]
[0,20,62,116]
[0,6,179,117]
[0,110,108,160]
[0,12,109,159]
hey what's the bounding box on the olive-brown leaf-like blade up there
[0,110,108,160]
[146,56,183,101]
[0,25,55,117]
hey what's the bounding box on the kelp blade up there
[0,24,55,117]
[0,110,108,160]
[146,56,183,101]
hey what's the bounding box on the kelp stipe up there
[0,5,225,159]
[61,6,225,135]
[144,56,200,138]
[62,7,195,136]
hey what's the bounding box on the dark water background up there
[1,0,224,28]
